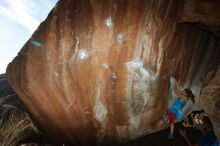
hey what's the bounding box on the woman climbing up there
[167,77,195,140]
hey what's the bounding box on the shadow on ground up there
[118,123,201,146]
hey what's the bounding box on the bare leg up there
[170,123,174,136]
[168,123,175,140]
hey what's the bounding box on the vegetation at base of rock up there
[0,107,40,146]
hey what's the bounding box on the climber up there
[167,78,195,140]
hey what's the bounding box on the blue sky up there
[0,0,58,73]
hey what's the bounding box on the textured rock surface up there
[178,0,220,37]
[6,0,220,145]
[199,66,220,142]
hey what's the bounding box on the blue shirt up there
[170,97,186,119]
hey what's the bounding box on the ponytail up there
[190,93,195,104]
[184,88,195,104]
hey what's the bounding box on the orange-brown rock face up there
[6,0,220,145]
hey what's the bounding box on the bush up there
[0,106,39,146]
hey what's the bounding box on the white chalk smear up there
[78,49,89,60]
[117,33,124,44]
[126,61,154,80]
[105,16,113,28]
[101,63,110,69]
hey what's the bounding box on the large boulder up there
[6,0,220,145]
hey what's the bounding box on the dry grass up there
[0,106,39,146]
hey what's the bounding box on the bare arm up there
[171,77,182,96]
[174,82,182,96]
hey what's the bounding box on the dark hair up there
[184,88,195,103]
[203,116,213,130]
